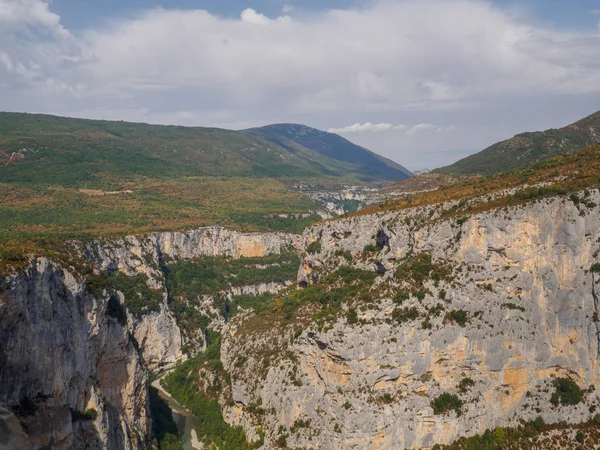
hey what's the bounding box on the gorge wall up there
[218,190,600,449]
[0,227,301,449]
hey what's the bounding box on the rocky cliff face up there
[0,226,302,449]
[219,190,600,449]
[0,258,149,450]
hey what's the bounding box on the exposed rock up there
[0,258,149,449]
[220,190,600,449]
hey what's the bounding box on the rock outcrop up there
[0,258,149,450]
[220,190,600,449]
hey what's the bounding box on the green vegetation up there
[279,266,377,325]
[346,308,358,324]
[71,408,98,422]
[446,309,469,327]
[395,253,451,286]
[392,306,420,324]
[87,271,163,317]
[458,377,475,393]
[437,416,548,450]
[228,293,276,319]
[162,334,261,450]
[550,377,583,407]
[435,109,600,175]
[591,263,600,273]
[246,123,412,182]
[0,113,412,263]
[431,393,463,416]
[306,240,322,254]
[502,303,526,313]
[355,144,600,222]
[163,253,299,338]
[149,386,183,450]
[105,294,128,325]
[165,253,300,299]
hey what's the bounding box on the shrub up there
[306,240,322,254]
[431,393,463,416]
[446,309,468,327]
[71,408,97,422]
[392,307,420,324]
[458,377,475,393]
[550,377,583,406]
[346,308,358,325]
[576,431,585,443]
[591,263,600,273]
[363,243,383,252]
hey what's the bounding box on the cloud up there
[1,0,599,168]
[282,4,295,14]
[329,122,455,136]
[328,122,393,133]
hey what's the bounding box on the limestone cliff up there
[0,226,302,448]
[0,258,149,450]
[219,190,600,449]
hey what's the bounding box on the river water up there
[152,375,202,450]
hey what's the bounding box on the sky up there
[1,0,600,170]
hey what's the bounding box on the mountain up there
[0,113,410,186]
[244,123,413,181]
[435,109,600,175]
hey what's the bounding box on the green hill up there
[435,109,600,176]
[0,112,410,246]
[244,123,413,181]
[0,113,409,186]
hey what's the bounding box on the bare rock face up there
[0,258,149,450]
[220,190,600,449]
[81,226,302,369]
[0,406,33,450]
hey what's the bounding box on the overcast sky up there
[1,0,600,170]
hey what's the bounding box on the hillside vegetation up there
[357,144,600,218]
[245,123,412,181]
[436,109,600,175]
[0,113,412,255]
[0,113,409,185]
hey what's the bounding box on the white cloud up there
[329,122,454,136]
[241,8,270,25]
[328,122,393,133]
[282,4,295,14]
[1,0,599,168]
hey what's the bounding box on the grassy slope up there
[435,109,600,175]
[355,144,600,218]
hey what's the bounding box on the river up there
[151,374,202,450]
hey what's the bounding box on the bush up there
[446,309,468,327]
[550,377,583,406]
[306,240,322,254]
[71,408,97,422]
[363,243,383,252]
[392,306,420,324]
[591,263,600,273]
[346,308,358,325]
[458,377,475,393]
[431,393,463,416]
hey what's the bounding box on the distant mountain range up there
[0,113,411,186]
[436,109,600,175]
